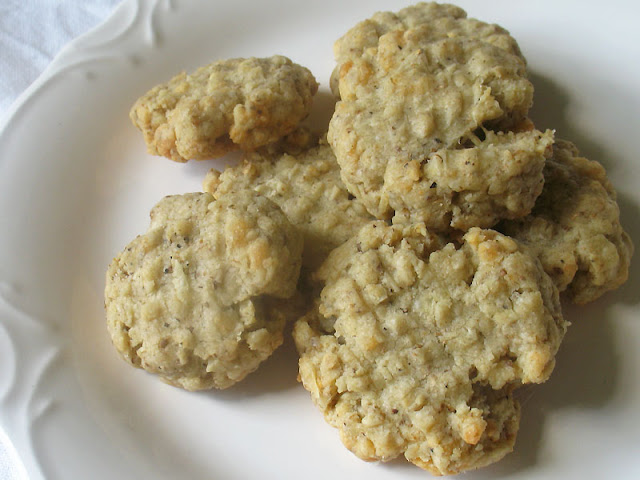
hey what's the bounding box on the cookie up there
[203,138,373,271]
[293,222,567,475]
[105,191,303,390]
[328,4,552,230]
[500,140,634,304]
[330,2,525,97]
[386,127,554,230]
[130,55,319,162]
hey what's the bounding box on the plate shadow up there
[473,300,619,478]
[528,70,608,166]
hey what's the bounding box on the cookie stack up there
[105,2,633,475]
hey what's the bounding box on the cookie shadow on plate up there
[528,70,608,165]
[472,299,619,478]
[304,87,337,132]
[612,191,640,306]
[181,150,243,181]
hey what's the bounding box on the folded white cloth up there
[0,0,122,120]
[0,2,122,477]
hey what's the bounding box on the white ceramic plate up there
[0,1,638,478]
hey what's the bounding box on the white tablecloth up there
[0,0,122,121]
[0,2,123,477]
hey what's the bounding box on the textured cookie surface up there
[130,55,318,162]
[328,3,552,230]
[330,2,525,96]
[500,140,634,304]
[385,128,554,229]
[293,222,567,475]
[105,191,303,390]
[203,139,373,271]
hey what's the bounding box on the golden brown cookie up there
[105,191,303,390]
[294,222,567,475]
[130,56,318,162]
[330,2,525,97]
[500,139,634,304]
[203,138,373,271]
[327,3,552,231]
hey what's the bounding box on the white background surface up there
[0,3,122,478]
[0,1,638,479]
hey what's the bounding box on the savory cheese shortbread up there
[105,191,303,390]
[130,55,318,162]
[500,139,633,304]
[203,138,373,271]
[294,222,567,475]
[328,3,551,230]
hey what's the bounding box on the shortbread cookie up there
[328,4,552,230]
[203,140,373,271]
[105,191,303,390]
[386,128,554,230]
[130,55,319,162]
[330,2,525,97]
[294,223,567,475]
[249,125,321,157]
[500,140,633,304]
